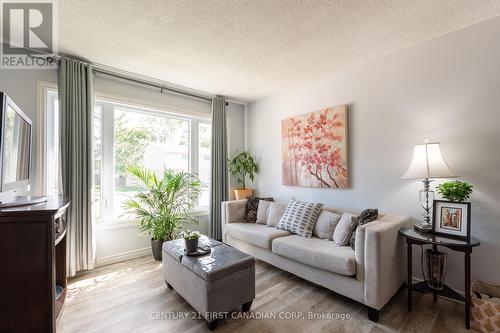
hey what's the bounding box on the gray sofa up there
[221,199,412,321]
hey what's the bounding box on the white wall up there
[246,17,500,291]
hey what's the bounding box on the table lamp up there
[402,142,457,231]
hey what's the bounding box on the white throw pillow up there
[266,202,288,227]
[313,210,341,239]
[256,199,273,224]
[277,198,323,238]
[332,213,358,246]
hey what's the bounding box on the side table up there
[399,227,480,329]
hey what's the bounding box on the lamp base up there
[414,223,432,233]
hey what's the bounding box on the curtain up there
[58,58,95,276]
[209,97,228,240]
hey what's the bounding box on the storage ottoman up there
[162,235,255,330]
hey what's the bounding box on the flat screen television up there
[0,92,32,193]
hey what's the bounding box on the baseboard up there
[96,247,152,267]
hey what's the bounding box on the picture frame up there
[432,200,471,241]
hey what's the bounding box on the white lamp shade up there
[402,143,457,179]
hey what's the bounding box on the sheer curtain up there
[58,58,95,276]
[209,97,228,240]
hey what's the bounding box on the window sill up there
[96,218,139,231]
[191,209,209,217]
[96,210,209,231]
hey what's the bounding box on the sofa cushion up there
[256,199,273,224]
[277,198,323,238]
[267,202,288,227]
[333,213,358,246]
[313,210,341,239]
[272,235,356,276]
[224,223,291,249]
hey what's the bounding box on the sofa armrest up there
[360,214,412,310]
[221,200,247,224]
[221,200,247,243]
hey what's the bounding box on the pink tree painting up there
[281,105,348,188]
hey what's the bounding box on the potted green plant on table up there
[180,230,201,254]
[124,166,201,261]
[228,151,259,200]
[436,180,474,202]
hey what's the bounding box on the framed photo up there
[432,200,471,240]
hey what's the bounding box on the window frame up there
[94,94,211,224]
[36,82,60,196]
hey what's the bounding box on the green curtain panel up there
[58,58,95,276]
[209,97,229,240]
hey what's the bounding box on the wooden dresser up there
[0,196,70,333]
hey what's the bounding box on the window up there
[41,86,211,223]
[41,86,61,196]
[94,98,211,222]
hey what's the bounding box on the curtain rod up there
[92,65,214,103]
[28,53,247,105]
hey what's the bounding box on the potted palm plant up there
[124,166,201,261]
[228,151,259,200]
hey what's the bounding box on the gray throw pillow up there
[266,202,288,227]
[332,213,358,246]
[312,210,341,239]
[256,199,273,224]
[349,209,378,250]
[277,198,323,238]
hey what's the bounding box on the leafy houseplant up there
[228,151,259,200]
[436,181,473,202]
[124,166,201,261]
[180,230,201,254]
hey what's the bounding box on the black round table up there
[399,227,480,329]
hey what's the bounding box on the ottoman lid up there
[163,235,254,282]
[163,236,221,262]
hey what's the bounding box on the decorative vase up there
[234,188,253,200]
[151,239,164,261]
[424,249,447,290]
[185,238,199,254]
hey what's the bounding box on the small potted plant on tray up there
[180,230,201,254]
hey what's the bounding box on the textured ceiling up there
[57,0,500,102]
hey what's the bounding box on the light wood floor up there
[57,256,473,333]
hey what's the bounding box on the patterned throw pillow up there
[242,196,273,223]
[277,198,323,238]
[349,209,378,250]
